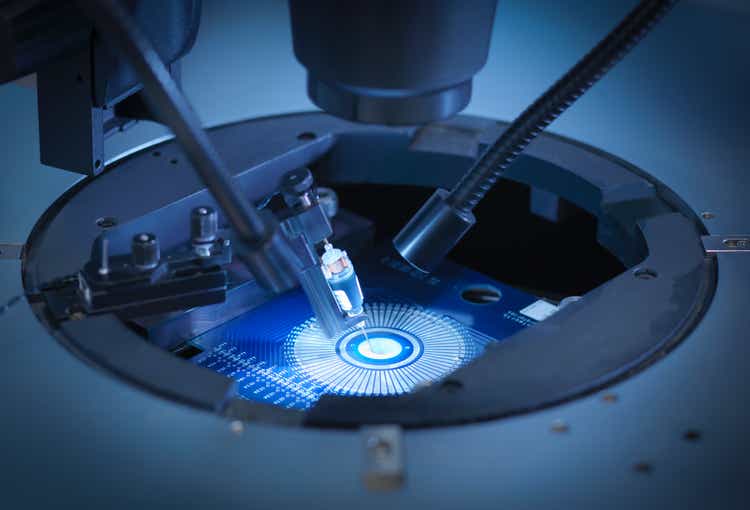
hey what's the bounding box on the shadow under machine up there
[3,0,735,494]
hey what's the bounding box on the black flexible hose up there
[447,0,679,213]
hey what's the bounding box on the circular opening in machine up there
[24,114,716,429]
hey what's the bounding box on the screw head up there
[283,167,314,194]
[229,420,244,435]
[131,232,160,270]
[191,206,218,244]
[550,419,570,433]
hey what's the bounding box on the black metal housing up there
[289,0,497,125]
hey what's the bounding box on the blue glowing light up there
[287,302,474,397]
[338,327,422,368]
[190,256,539,409]
[358,337,402,359]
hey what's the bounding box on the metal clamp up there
[702,235,750,253]
[361,425,405,492]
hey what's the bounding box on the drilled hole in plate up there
[550,419,570,433]
[461,286,501,304]
[152,151,161,157]
[297,132,317,141]
[95,217,118,229]
[633,462,653,474]
[441,379,463,392]
[634,268,658,280]
[683,430,702,442]
[170,158,178,165]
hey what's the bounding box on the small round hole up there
[461,286,501,304]
[633,462,653,474]
[601,393,618,403]
[550,419,570,433]
[441,379,463,392]
[634,268,658,280]
[94,159,101,169]
[297,132,317,141]
[170,158,178,165]
[95,217,118,229]
[683,430,701,442]
[152,151,161,157]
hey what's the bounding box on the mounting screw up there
[283,167,314,194]
[229,420,244,435]
[550,419,570,433]
[191,206,219,245]
[131,233,160,270]
[281,168,316,209]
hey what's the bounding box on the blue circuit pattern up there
[190,254,542,410]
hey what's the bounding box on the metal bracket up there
[361,425,405,491]
[702,235,750,253]
[0,243,24,260]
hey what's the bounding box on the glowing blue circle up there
[337,327,422,369]
[358,337,402,359]
[287,302,473,397]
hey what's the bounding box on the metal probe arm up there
[278,168,367,338]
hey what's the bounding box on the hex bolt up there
[131,232,160,270]
[281,167,315,209]
[283,167,314,194]
[191,206,219,244]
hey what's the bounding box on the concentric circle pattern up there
[286,301,476,397]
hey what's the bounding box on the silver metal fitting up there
[191,206,219,244]
[131,232,160,271]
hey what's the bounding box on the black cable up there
[447,0,678,213]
